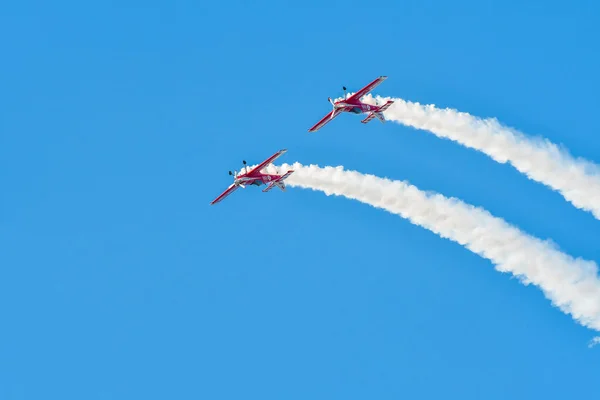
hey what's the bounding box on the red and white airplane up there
[308,76,394,133]
[210,149,294,205]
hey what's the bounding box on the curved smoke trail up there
[357,94,600,220]
[265,162,600,335]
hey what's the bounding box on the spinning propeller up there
[228,160,249,188]
[327,86,348,119]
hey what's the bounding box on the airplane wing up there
[346,76,387,102]
[246,149,288,176]
[210,184,239,205]
[307,108,342,132]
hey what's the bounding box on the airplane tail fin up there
[376,100,394,122]
[361,100,394,124]
[262,170,294,192]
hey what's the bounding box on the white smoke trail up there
[356,94,600,220]
[264,162,600,334]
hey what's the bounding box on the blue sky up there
[2,0,600,398]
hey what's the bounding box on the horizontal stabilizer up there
[377,100,394,113]
[262,180,287,192]
[262,170,294,192]
[361,100,394,124]
[361,112,377,124]
[262,182,279,192]
[279,170,294,180]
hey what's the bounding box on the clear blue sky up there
[2,0,600,398]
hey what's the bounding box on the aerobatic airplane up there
[210,149,294,205]
[307,75,394,133]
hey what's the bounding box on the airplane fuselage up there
[211,148,293,205]
[334,100,379,114]
[307,76,391,133]
[234,173,283,187]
